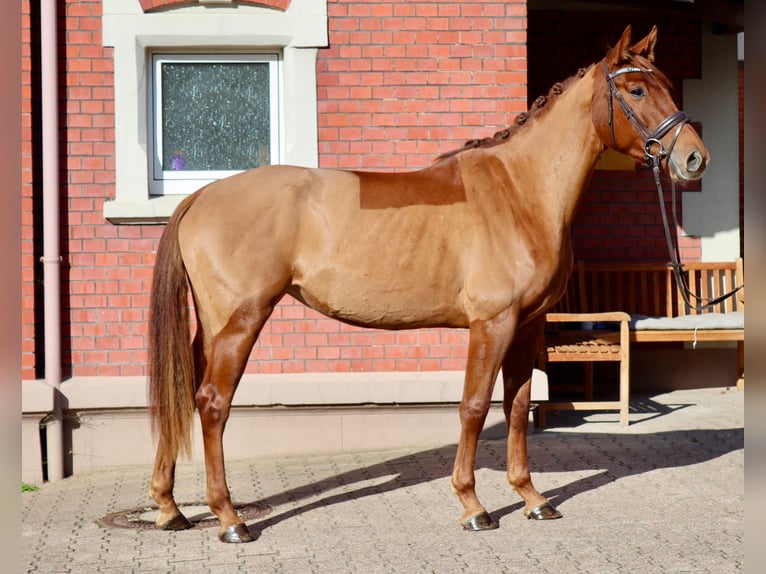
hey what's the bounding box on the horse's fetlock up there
[149,480,171,504]
[451,473,476,496]
[507,469,532,490]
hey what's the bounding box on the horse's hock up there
[537,258,744,427]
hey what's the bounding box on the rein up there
[601,61,742,312]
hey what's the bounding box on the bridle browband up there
[600,60,742,312]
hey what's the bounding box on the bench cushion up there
[629,311,744,331]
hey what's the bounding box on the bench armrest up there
[545,311,631,324]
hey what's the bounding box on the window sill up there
[103,194,187,224]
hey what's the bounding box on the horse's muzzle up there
[669,146,708,182]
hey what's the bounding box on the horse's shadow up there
[242,396,743,539]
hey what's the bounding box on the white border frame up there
[149,53,281,195]
[102,0,327,223]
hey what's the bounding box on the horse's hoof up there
[524,502,563,520]
[218,523,255,543]
[158,513,193,531]
[461,511,499,531]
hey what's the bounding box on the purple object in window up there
[171,150,185,171]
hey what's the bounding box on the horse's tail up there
[148,191,201,459]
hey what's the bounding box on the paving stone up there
[22,388,743,573]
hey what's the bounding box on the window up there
[102,0,327,223]
[150,53,281,195]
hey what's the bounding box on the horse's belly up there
[289,273,468,330]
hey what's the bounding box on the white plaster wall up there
[682,24,741,261]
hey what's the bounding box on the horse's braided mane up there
[436,65,592,161]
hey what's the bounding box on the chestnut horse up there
[148,26,708,543]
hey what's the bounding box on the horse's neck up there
[496,67,604,228]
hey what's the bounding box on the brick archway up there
[139,0,290,12]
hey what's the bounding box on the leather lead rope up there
[650,154,743,312]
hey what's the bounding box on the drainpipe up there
[41,0,64,482]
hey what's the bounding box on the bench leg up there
[618,334,630,427]
[535,404,548,428]
[584,363,594,401]
[736,340,744,391]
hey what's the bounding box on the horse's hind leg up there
[150,332,206,531]
[150,439,192,530]
[501,317,562,520]
[196,299,271,543]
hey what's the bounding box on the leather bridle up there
[601,60,742,312]
[601,60,689,164]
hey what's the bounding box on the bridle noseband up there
[600,60,741,312]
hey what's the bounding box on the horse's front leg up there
[452,307,518,531]
[501,317,562,520]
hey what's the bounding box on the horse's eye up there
[629,86,646,98]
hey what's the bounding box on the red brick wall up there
[21,1,34,379]
[22,0,527,379]
[21,3,713,381]
[23,0,165,380]
[317,1,527,170]
[527,11,703,262]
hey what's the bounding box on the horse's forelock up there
[629,53,673,89]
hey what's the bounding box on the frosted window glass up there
[160,62,271,172]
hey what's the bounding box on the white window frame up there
[149,52,282,195]
[102,0,327,223]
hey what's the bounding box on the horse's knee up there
[507,378,531,407]
[459,397,491,426]
[512,389,530,410]
[505,388,532,431]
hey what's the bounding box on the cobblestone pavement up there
[22,387,744,573]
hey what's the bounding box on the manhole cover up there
[98,501,272,531]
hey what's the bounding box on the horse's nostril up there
[686,150,703,173]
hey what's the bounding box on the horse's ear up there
[631,25,657,62]
[605,25,633,66]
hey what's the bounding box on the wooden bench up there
[536,258,744,427]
